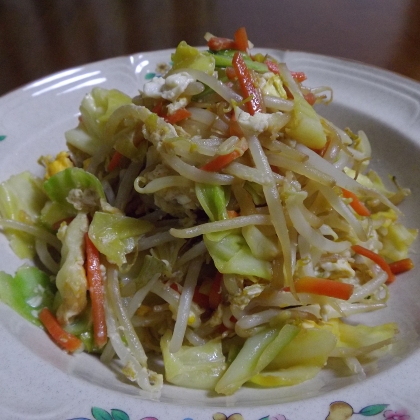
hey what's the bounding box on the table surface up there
[1,0,420,97]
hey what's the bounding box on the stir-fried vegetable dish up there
[0,28,417,397]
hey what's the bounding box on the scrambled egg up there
[39,151,73,180]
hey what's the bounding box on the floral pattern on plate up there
[70,401,411,420]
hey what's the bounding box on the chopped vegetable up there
[85,233,107,349]
[294,276,354,300]
[232,51,264,115]
[389,258,414,275]
[351,245,395,284]
[39,307,83,353]
[342,188,371,217]
[201,137,248,172]
[234,27,249,52]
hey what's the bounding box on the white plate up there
[1,49,420,420]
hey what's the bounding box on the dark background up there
[1,0,420,96]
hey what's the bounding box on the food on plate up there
[0,27,417,397]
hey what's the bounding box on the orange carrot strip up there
[342,189,371,217]
[39,307,83,353]
[294,277,354,300]
[351,244,395,284]
[107,150,123,172]
[291,71,307,83]
[201,139,248,172]
[227,210,239,218]
[228,114,244,137]
[303,92,317,106]
[389,258,414,275]
[164,108,191,124]
[85,233,107,349]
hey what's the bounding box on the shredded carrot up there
[201,138,248,172]
[342,189,371,217]
[389,258,414,275]
[291,71,307,83]
[107,150,123,172]
[85,233,107,349]
[351,245,395,284]
[303,92,317,106]
[39,307,83,353]
[164,108,191,124]
[227,210,239,218]
[294,276,354,300]
[229,114,244,137]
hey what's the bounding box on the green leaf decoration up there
[111,409,130,420]
[358,404,389,416]
[145,72,156,80]
[92,407,113,420]
[0,135,6,141]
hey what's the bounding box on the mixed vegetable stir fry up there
[0,28,417,397]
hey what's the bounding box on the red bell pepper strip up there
[108,150,123,172]
[209,272,223,309]
[85,233,108,349]
[389,258,414,275]
[264,60,308,83]
[351,245,395,284]
[232,51,264,115]
[201,138,248,172]
[342,189,371,217]
[294,277,354,300]
[234,27,249,52]
[39,307,83,353]
[208,37,237,51]
[192,289,209,308]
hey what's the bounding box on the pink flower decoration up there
[383,409,410,420]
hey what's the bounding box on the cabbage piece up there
[250,327,337,387]
[55,213,89,325]
[0,266,55,326]
[303,319,398,359]
[261,73,288,99]
[215,323,299,395]
[0,171,48,258]
[195,183,229,222]
[43,167,105,214]
[65,87,132,155]
[380,222,418,261]
[88,212,153,266]
[204,231,272,280]
[285,95,327,149]
[244,181,266,206]
[160,330,227,389]
[39,201,76,231]
[242,224,280,261]
[171,41,215,75]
